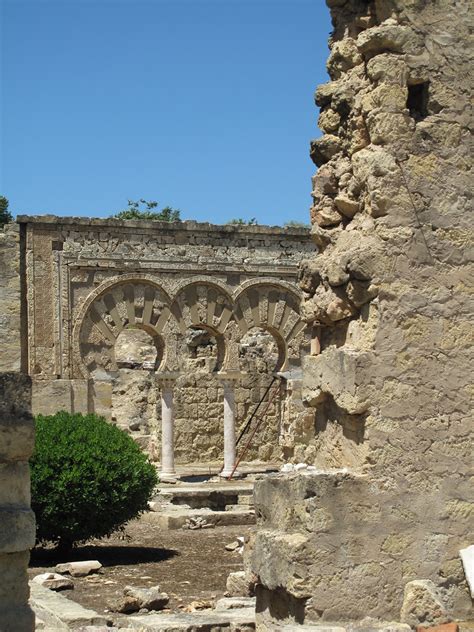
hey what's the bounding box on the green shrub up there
[31,411,158,550]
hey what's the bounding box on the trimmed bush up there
[31,411,158,549]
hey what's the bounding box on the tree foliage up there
[227,217,258,225]
[31,411,158,550]
[112,199,181,222]
[0,196,13,226]
[284,220,310,229]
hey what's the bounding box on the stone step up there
[30,581,110,629]
[142,506,255,529]
[118,606,255,630]
[155,483,254,511]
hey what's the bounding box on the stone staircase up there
[145,479,256,529]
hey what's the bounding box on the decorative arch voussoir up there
[171,278,234,334]
[73,275,173,377]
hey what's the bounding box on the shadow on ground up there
[30,544,179,567]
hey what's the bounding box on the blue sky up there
[1,0,332,225]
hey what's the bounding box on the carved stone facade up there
[4,216,314,464]
[251,0,473,627]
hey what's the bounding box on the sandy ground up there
[29,517,253,620]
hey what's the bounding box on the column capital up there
[155,371,180,387]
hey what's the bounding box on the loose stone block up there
[56,560,102,577]
[32,573,74,591]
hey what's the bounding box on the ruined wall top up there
[17,214,312,238]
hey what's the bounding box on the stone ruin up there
[249,0,473,628]
[0,0,472,629]
[0,216,314,475]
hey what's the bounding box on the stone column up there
[156,372,179,483]
[0,373,36,631]
[218,371,243,478]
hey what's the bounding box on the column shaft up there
[160,382,176,480]
[221,379,237,477]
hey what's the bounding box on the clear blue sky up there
[1,0,332,225]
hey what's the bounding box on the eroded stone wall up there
[0,373,36,631]
[109,329,286,462]
[0,224,22,372]
[252,0,472,626]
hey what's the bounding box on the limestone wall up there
[0,224,22,372]
[252,0,472,626]
[0,373,36,631]
[106,328,287,463]
[108,366,283,464]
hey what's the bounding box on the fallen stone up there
[56,560,102,577]
[183,515,215,530]
[459,545,474,597]
[280,463,295,473]
[215,597,256,611]
[226,570,256,597]
[182,599,213,612]
[143,506,255,529]
[225,539,241,551]
[417,624,459,632]
[123,585,170,611]
[400,580,449,627]
[32,572,74,591]
[112,594,142,614]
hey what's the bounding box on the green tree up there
[31,411,158,551]
[112,199,181,222]
[0,196,13,226]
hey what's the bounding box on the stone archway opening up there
[182,326,222,373]
[171,324,227,463]
[110,325,163,457]
[235,326,285,463]
[239,326,281,374]
[115,326,161,370]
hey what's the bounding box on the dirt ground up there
[29,517,254,621]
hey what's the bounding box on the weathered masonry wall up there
[0,224,22,373]
[5,216,314,463]
[109,345,286,463]
[0,373,36,632]
[252,0,472,627]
